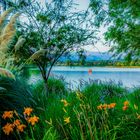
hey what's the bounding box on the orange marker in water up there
[88,69,92,74]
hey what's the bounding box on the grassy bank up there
[0,77,140,140]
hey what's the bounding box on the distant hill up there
[59,51,113,62]
[86,52,112,61]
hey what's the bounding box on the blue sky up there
[73,0,109,52]
[40,0,110,52]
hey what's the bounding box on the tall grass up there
[0,77,34,115]
[30,80,140,140]
[1,77,140,140]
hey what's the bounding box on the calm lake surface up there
[29,66,140,89]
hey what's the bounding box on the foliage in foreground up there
[1,77,140,140]
[0,77,34,116]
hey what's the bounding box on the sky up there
[39,0,110,52]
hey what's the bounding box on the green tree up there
[78,49,86,65]
[90,0,140,60]
[8,0,97,93]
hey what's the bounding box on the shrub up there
[0,77,34,115]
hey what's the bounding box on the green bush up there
[1,77,140,140]
[0,77,34,115]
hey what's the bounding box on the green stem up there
[30,126,35,140]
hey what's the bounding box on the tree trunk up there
[43,76,49,96]
[37,64,49,96]
[42,68,49,96]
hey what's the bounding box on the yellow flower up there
[97,104,103,110]
[97,104,107,110]
[97,104,108,110]
[102,104,108,110]
[17,124,26,132]
[13,119,20,126]
[122,105,128,111]
[122,101,129,111]
[61,99,69,107]
[2,111,13,119]
[13,119,26,132]
[2,123,14,135]
[64,117,70,124]
[98,102,116,110]
[23,107,33,116]
[124,101,129,106]
[107,105,111,109]
[27,115,39,126]
[108,103,116,109]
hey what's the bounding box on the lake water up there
[29,66,140,89]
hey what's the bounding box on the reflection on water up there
[28,66,140,88]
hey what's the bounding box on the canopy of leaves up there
[90,0,140,60]
[11,0,97,71]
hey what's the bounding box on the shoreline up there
[55,65,140,68]
[26,65,140,69]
